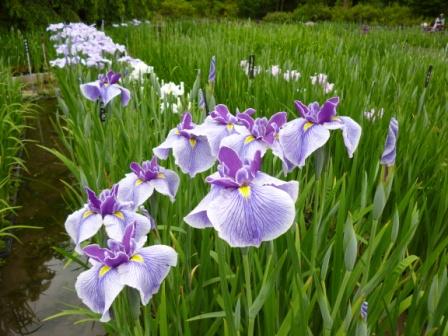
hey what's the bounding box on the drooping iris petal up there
[206,184,296,247]
[183,186,221,228]
[254,172,299,201]
[100,85,122,106]
[172,136,215,177]
[117,174,155,208]
[195,118,234,156]
[118,86,131,106]
[338,116,362,158]
[64,207,103,253]
[149,168,180,201]
[80,83,101,101]
[380,117,398,166]
[153,130,182,160]
[118,245,177,304]
[279,119,330,167]
[75,262,124,322]
[270,140,295,174]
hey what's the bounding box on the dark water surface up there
[0,98,103,336]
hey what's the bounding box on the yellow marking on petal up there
[175,130,180,135]
[114,211,124,220]
[239,185,251,198]
[157,172,166,179]
[226,123,234,131]
[189,138,197,148]
[130,254,144,263]
[303,122,314,131]
[83,210,94,219]
[135,178,144,186]
[331,116,340,121]
[99,265,111,277]
[244,135,255,144]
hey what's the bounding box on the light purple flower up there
[195,104,255,156]
[380,117,398,166]
[117,156,180,206]
[80,70,131,106]
[184,147,298,247]
[198,89,206,111]
[220,111,292,171]
[279,97,362,168]
[153,112,215,177]
[208,56,216,84]
[64,185,152,253]
[75,223,177,322]
[361,301,368,320]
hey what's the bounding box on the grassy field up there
[4,21,448,335]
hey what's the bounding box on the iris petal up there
[118,245,177,305]
[172,136,215,177]
[75,264,124,322]
[207,184,296,247]
[279,119,330,167]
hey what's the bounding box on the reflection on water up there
[0,98,103,336]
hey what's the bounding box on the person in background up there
[432,13,445,32]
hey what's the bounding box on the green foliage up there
[263,11,294,23]
[292,3,333,21]
[266,4,426,26]
[25,20,448,335]
[0,62,34,228]
[159,0,197,18]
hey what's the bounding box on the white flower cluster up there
[310,73,335,93]
[159,81,186,113]
[364,108,384,121]
[112,19,150,28]
[47,22,154,81]
[48,23,126,69]
[118,56,154,81]
[239,60,301,81]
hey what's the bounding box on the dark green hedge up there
[0,0,446,29]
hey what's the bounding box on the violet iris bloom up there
[195,104,255,156]
[184,147,298,247]
[75,223,177,322]
[220,111,293,171]
[80,70,131,106]
[380,117,398,166]
[279,97,361,168]
[118,156,180,206]
[153,112,215,177]
[65,185,152,253]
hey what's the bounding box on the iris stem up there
[242,249,254,336]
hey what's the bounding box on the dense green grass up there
[0,62,34,232]
[15,21,448,334]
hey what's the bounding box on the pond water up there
[0,98,103,335]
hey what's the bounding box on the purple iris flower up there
[64,184,152,253]
[117,156,180,206]
[75,223,177,322]
[219,111,293,172]
[195,104,255,156]
[380,117,398,166]
[80,70,131,106]
[153,112,215,177]
[279,97,362,168]
[184,147,298,247]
